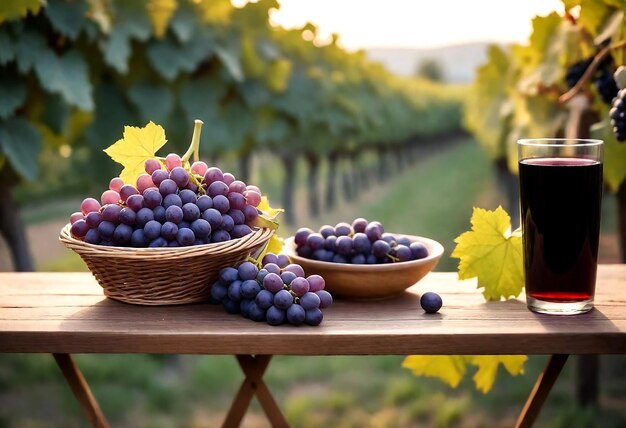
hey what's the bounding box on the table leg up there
[515,354,569,428]
[222,355,289,428]
[52,353,109,428]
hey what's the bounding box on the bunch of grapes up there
[610,88,626,142]
[565,55,618,104]
[210,253,333,326]
[294,218,429,264]
[68,154,263,247]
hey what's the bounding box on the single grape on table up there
[210,252,333,326]
[293,218,429,265]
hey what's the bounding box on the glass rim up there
[517,138,603,147]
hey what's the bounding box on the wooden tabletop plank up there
[0,266,625,356]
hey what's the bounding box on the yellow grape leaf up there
[146,0,177,38]
[256,234,284,264]
[103,121,167,185]
[451,206,524,301]
[402,356,469,388]
[257,196,283,220]
[470,355,527,394]
[193,0,232,25]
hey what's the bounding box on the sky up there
[268,0,566,50]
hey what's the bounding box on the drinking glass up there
[518,138,603,315]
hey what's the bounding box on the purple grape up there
[306,233,324,250]
[281,271,297,285]
[241,279,261,299]
[161,221,179,240]
[266,306,286,325]
[319,225,335,238]
[372,240,391,258]
[307,274,325,292]
[196,195,213,211]
[397,236,412,247]
[365,221,384,241]
[202,208,223,229]
[232,224,252,238]
[335,236,353,256]
[212,194,230,214]
[351,253,366,264]
[84,228,100,244]
[294,228,313,247]
[227,280,242,301]
[273,289,294,310]
[227,192,246,210]
[203,167,224,185]
[119,207,136,225]
[166,205,184,224]
[191,219,211,239]
[324,235,337,251]
[353,233,371,253]
[255,289,274,309]
[149,237,168,247]
[229,180,246,193]
[85,212,102,228]
[221,214,235,232]
[238,261,259,281]
[263,273,284,293]
[126,194,144,212]
[276,254,289,268]
[131,228,148,247]
[395,244,412,261]
[153,205,166,223]
[248,302,266,322]
[334,222,352,236]
[179,189,197,205]
[162,194,181,209]
[420,292,443,314]
[159,179,177,196]
[119,185,138,202]
[101,204,122,222]
[98,221,116,238]
[332,254,347,263]
[242,205,258,223]
[113,223,132,244]
[208,181,229,197]
[410,242,429,260]
[316,290,333,308]
[151,169,169,186]
[219,267,238,283]
[182,203,200,222]
[142,188,162,209]
[262,253,279,265]
[169,166,189,188]
[223,298,239,314]
[263,263,281,275]
[283,263,305,277]
[286,304,306,325]
[176,227,195,246]
[240,299,253,318]
[257,269,269,283]
[228,209,245,225]
[289,277,310,297]
[304,308,323,326]
[299,292,320,310]
[136,207,154,227]
[144,220,162,240]
[351,217,368,233]
[211,230,230,242]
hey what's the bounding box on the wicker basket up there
[59,224,274,305]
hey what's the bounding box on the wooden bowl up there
[282,234,444,300]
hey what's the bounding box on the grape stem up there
[181,119,203,163]
[560,39,626,104]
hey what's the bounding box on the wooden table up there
[1,265,625,427]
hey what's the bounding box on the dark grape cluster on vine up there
[69,155,263,247]
[210,253,333,326]
[610,89,626,142]
[565,54,618,104]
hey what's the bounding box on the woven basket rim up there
[59,223,274,260]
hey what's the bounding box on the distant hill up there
[365,42,497,83]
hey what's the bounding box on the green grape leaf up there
[0,0,42,23]
[146,0,177,38]
[15,30,49,73]
[179,77,226,127]
[470,355,527,394]
[0,30,15,65]
[0,68,26,119]
[170,4,198,43]
[127,82,174,124]
[591,119,626,192]
[44,0,90,41]
[451,206,524,301]
[403,355,527,393]
[84,83,135,151]
[264,58,292,93]
[215,45,244,83]
[34,49,93,111]
[0,117,42,180]
[402,356,469,389]
[100,6,151,73]
[103,121,167,184]
[147,30,216,80]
